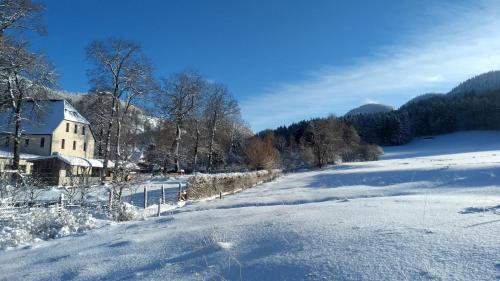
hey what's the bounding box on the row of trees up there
[250,116,383,170]
[75,67,250,176]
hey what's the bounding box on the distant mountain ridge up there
[402,93,445,107]
[345,103,394,117]
[343,70,500,147]
[448,70,500,96]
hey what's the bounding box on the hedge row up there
[186,169,282,200]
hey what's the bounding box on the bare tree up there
[156,71,203,173]
[86,38,154,183]
[0,0,45,38]
[74,92,113,158]
[306,117,346,168]
[190,88,208,173]
[204,83,240,172]
[0,38,56,181]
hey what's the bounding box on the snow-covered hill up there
[345,103,394,116]
[1,131,499,280]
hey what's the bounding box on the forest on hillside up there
[343,89,500,146]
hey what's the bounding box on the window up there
[24,139,29,147]
[73,141,76,150]
[61,139,65,149]
[66,122,70,132]
[74,124,77,134]
[82,126,86,135]
[40,137,45,147]
[83,142,87,152]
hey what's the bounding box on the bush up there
[359,144,383,161]
[244,136,281,170]
[111,202,145,222]
[0,207,96,249]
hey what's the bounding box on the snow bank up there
[1,132,499,280]
[187,170,281,199]
[0,207,97,249]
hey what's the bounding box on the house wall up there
[51,120,95,159]
[0,133,52,156]
[0,157,33,174]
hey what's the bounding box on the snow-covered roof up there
[28,154,114,168]
[128,149,146,163]
[0,148,42,160]
[120,161,140,170]
[0,99,90,135]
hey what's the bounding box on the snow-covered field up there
[1,131,499,281]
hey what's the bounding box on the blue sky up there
[28,0,500,131]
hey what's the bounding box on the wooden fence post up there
[157,198,161,217]
[59,193,65,208]
[161,185,165,204]
[144,186,148,209]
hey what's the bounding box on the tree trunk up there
[113,109,122,180]
[98,127,104,157]
[12,89,23,173]
[13,96,22,171]
[226,124,235,170]
[8,75,22,185]
[193,119,200,172]
[170,122,181,173]
[207,111,217,172]
[101,97,116,183]
[316,146,323,168]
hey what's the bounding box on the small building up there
[0,99,110,185]
[0,149,41,174]
[28,154,114,186]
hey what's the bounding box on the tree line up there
[250,116,383,170]
[343,90,500,146]
[0,0,384,185]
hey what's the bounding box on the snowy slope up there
[1,131,499,281]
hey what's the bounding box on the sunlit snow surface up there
[1,131,499,281]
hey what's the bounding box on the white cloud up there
[241,0,500,132]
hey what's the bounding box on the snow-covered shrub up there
[111,202,145,222]
[0,207,96,249]
[187,169,281,200]
[358,144,383,161]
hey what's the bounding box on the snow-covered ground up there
[1,131,499,281]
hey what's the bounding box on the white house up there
[0,99,112,185]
